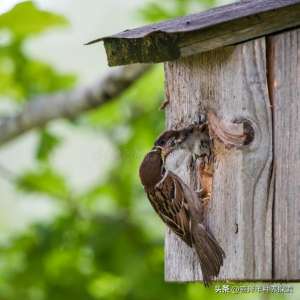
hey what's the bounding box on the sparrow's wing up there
[153,171,225,286]
[167,171,204,218]
[149,170,193,246]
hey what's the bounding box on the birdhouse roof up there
[87,0,300,66]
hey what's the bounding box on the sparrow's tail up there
[192,223,225,286]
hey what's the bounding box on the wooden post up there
[164,38,273,281]
[270,28,300,280]
[164,30,300,282]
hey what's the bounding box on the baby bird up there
[155,120,213,202]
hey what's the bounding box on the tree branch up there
[0,64,152,146]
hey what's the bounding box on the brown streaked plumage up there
[155,122,214,203]
[139,145,225,286]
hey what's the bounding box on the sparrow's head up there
[154,128,194,154]
[155,123,208,154]
[139,147,164,188]
[154,130,181,157]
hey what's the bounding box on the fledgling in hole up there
[155,114,213,204]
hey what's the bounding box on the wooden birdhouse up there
[90,0,300,282]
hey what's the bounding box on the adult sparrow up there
[139,141,225,285]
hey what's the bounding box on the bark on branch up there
[0,64,151,146]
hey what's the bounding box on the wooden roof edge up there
[86,0,300,66]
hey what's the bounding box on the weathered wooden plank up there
[87,0,300,66]
[270,28,300,280]
[164,38,273,281]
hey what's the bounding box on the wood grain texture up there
[164,38,273,281]
[87,0,300,66]
[270,28,300,280]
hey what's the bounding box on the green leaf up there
[195,0,218,8]
[0,53,76,101]
[35,129,61,162]
[0,53,20,98]
[17,167,70,200]
[138,3,174,22]
[0,1,68,37]
[24,59,76,96]
[87,65,164,128]
[88,273,127,299]
[0,3,75,102]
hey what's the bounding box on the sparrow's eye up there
[156,139,165,146]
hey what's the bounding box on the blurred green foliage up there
[0,1,295,300]
[0,1,75,101]
[138,0,218,22]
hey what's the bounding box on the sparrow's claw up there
[207,111,254,148]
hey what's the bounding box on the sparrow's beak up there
[154,144,173,163]
[161,145,173,158]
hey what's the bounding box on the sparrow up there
[155,121,212,162]
[154,119,213,201]
[139,140,225,286]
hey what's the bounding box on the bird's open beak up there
[161,146,172,158]
[154,145,173,163]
